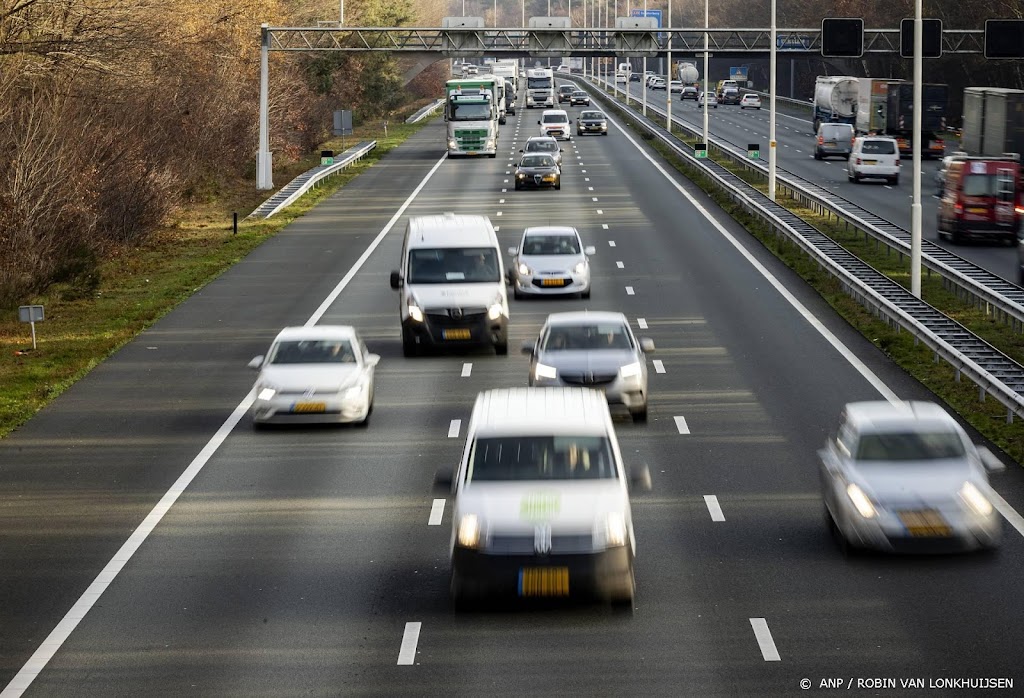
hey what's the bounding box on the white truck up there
[445,78,499,158]
[855,78,895,135]
[526,68,555,109]
[615,62,631,83]
[491,60,519,114]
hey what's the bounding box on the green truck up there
[445,78,501,158]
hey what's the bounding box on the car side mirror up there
[508,246,518,256]
[248,356,264,370]
[560,149,564,153]
[521,340,536,355]
[519,149,524,152]
[584,246,596,256]
[629,464,652,492]
[389,270,402,289]
[640,337,655,353]
[365,353,381,368]
[976,446,1006,473]
[537,120,541,124]
[433,466,454,493]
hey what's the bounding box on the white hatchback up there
[508,226,596,299]
[739,94,761,109]
[848,136,901,185]
[698,91,717,108]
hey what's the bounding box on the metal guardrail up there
[577,77,1024,421]
[406,98,445,124]
[247,141,377,220]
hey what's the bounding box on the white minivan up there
[440,388,651,608]
[848,136,901,185]
[389,213,509,356]
[538,109,571,140]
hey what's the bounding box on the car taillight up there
[895,159,901,167]
[855,158,862,165]
[1015,205,1024,215]
[817,136,824,145]
[954,203,964,216]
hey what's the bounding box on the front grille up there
[560,372,617,386]
[425,307,486,327]
[489,534,594,555]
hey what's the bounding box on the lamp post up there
[666,0,672,132]
[339,0,344,24]
[642,0,647,116]
[768,0,777,200]
[702,0,708,147]
[911,0,923,297]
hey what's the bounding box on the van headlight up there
[447,139,458,149]
[518,263,532,275]
[604,512,628,547]
[457,514,481,548]
[573,261,587,274]
[619,362,642,379]
[408,304,424,323]
[343,383,366,401]
[534,363,557,380]
[257,387,277,401]
[485,139,495,149]
[488,302,504,320]
[846,483,877,519]
[959,481,993,517]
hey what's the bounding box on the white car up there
[848,136,901,185]
[645,74,660,88]
[538,109,571,140]
[249,326,379,427]
[819,401,1004,554]
[650,77,667,90]
[669,80,684,93]
[739,94,762,109]
[698,91,717,108]
[508,226,595,299]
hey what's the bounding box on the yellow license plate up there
[292,401,326,413]
[541,278,566,286]
[443,328,471,340]
[863,159,877,165]
[967,207,988,214]
[519,567,569,597]
[899,510,951,537]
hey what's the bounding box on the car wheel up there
[252,419,267,432]
[555,181,561,190]
[581,288,591,299]
[1019,266,1024,287]
[514,182,521,190]
[495,340,508,356]
[951,226,964,245]
[513,287,524,300]
[814,151,822,160]
[890,176,899,185]
[401,328,419,357]
[825,506,854,556]
[630,404,648,423]
[356,411,370,428]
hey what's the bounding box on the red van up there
[937,155,1023,245]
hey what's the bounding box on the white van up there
[441,387,651,607]
[538,109,571,140]
[389,213,509,356]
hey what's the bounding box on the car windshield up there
[572,92,586,97]
[527,140,558,153]
[407,247,500,284]
[543,114,567,123]
[468,435,617,481]
[580,111,604,120]
[269,339,356,364]
[559,86,573,93]
[855,431,966,461]
[541,323,632,351]
[862,140,896,155]
[962,174,996,196]
[521,155,555,168]
[522,234,580,255]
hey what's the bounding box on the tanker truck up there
[813,75,858,133]
[674,61,699,85]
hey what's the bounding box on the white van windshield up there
[468,435,617,481]
[408,247,500,284]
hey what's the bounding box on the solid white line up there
[616,261,624,269]
[448,419,461,438]
[637,318,648,329]
[461,363,472,377]
[674,416,690,434]
[625,286,635,295]
[704,495,725,522]
[750,618,781,661]
[1,151,452,698]
[397,622,422,665]
[428,499,446,526]
[653,359,665,374]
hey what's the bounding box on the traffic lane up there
[0,122,452,685]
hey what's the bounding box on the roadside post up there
[18,305,44,351]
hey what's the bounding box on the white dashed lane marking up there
[461,363,472,377]
[652,360,665,373]
[616,261,624,268]
[637,318,648,329]
[750,619,781,661]
[397,622,422,665]
[704,495,725,522]
[448,420,461,438]
[625,286,635,295]
[674,416,690,434]
[428,499,446,525]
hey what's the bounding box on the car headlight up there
[447,139,458,149]
[487,302,504,320]
[485,139,495,149]
[846,483,877,519]
[457,514,481,548]
[517,173,526,179]
[408,304,424,323]
[619,362,642,379]
[605,512,627,547]
[257,387,276,401]
[534,363,557,380]
[518,263,532,275]
[959,481,994,516]
[573,261,587,274]
[343,383,366,401]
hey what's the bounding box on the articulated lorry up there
[961,87,1024,157]
[885,82,948,158]
[813,76,858,132]
[526,68,555,109]
[445,78,499,158]
[491,59,519,113]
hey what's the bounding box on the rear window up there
[961,174,996,197]
[468,435,617,481]
[821,125,852,138]
[861,140,896,155]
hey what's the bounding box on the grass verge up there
[0,116,435,438]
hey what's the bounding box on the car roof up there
[526,135,558,143]
[470,388,612,436]
[541,109,569,116]
[406,213,496,248]
[523,226,578,238]
[856,136,898,143]
[273,325,358,341]
[843,401,962,434]
[543,311,629,326]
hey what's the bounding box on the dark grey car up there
[814,122,855,160]
[576,110,608,136]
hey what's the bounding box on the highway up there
[2,90,1024,695]
[604,78,1020,283]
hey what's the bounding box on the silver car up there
[508,227,595,299]
[819,401,1004,554]
[249,325,379,427]
[522,311,654,422]
[521,136,563,166]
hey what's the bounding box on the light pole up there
[911,0,923,297]
[666,0,672,132]
[768,0,777,200]
[701,0,708,148]
[339,0,344,25]
[642,0,647,116]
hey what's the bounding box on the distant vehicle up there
[557,84,575,103]
[523,311,655,422]
[669,80,684,94]
[679,86,698,101]
[629,73,641,82]
[698,91,718,108]
[814,122,855,160]
[719,87,740,105]
[569,90,590,106]
[464,64,478,75]
[557,64,571,72]
[962,87,1024,157]
[938,154,1022,246]
[249,326,379,428]
[739,93,761,109]
[885,82,949,158]
[848,136,900,185]
[934,153,960,196]
[674,61,699,84]
[521,135,563,165]
[503,79,517,114]
[526,68,555,109]
[819,401,1004,554]
[650,77,667,91]
[576,109,609,136]
[615,62,631,83]
[813,75,858,132]
[538,109,571,140]
[715,79,738,97]
[445,78,499,158]
[514,154,561,191]
[507,226,594,298]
